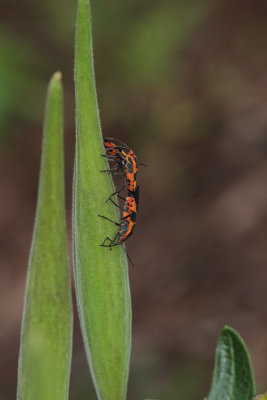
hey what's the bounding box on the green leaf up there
[73,1,131,400]
[17,72,73,400]
[207,326,256,400]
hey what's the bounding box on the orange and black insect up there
[98,186,139,266]
[102,138,141,202]
[101,140,126,181]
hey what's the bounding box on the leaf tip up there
[221,325,239,338]
[49,72,63,93]
[54,71,62,80]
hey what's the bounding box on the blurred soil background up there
[1,0,267,398]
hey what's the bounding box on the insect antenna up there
[123,245,134,268]
[104,137,130,151]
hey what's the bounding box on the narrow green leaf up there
[73,1,131,400]
[207,326,256,400]
[17,72,73,400]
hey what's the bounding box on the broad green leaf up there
[17,72,73,400]
[73,1,131,400]
[207,326,256,400]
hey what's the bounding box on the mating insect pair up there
[102,138,139,199]
[98,138,141,266]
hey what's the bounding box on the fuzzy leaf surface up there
[17,72,73,400]
[73,1,131,400]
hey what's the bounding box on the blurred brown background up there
[1,0,267,398]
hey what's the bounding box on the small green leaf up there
[207,326,256,400]
[73,1,131,400]
[17,72,73,400]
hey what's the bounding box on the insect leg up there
[98,214,120,227]
[105,179,127,204]
[100,235,120,249]
[100,166,121,173]
[108,197,123,210]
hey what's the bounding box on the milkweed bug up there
[98,186,139,267]
[102,138,140,202]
